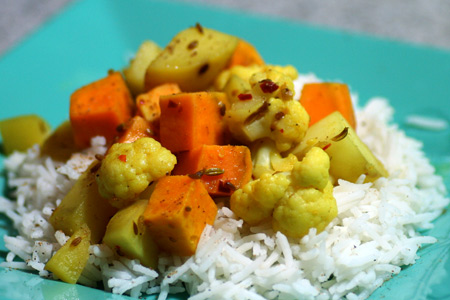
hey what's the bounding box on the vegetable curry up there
[0,24,388,284]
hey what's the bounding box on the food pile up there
[0,24,448,300]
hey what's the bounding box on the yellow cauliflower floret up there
[291,146,330,190]
[268,65,298,81]
[228,97,308,152]
[215,65,263,91]
[249,67,296,98]
[96,137,176,205]
[231,146,337,238]
[272,181,337,238]
[251,138,298,178]
[272,147,337,238]
[215,64,298,91]
[268,98,309,152]
[222,66,309,152]
[230,173,290,225]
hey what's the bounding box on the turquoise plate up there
[0,0,449,299]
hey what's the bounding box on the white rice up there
[405,114,448,131]
[0,75,448,299]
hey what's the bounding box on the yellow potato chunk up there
[123,40,162,96]
[49,162,118,243]
[0,114,50,155]
[41,120,78,162]
[45,224,91,284]
[145,24,239,92]
[103,199,159,269]
[291,111,388,183]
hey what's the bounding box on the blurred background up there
[1,0,450,56]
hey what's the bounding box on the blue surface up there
[0,0,449,299]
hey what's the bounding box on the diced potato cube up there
[49,162,118,243]
[103,199,159,269]
[291,111,388,183]
[145,25,238,92]
[41,120,78,162]
[0,114,50,155]
[45,224,91,284]
[123,40,162,96]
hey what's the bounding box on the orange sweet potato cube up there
[70,71,133,148]
[227,39,264,68]
[159,92,229,153]
[136,83,181,125]
[117,116,158,143]
[300,83,356,129]
[173,145,252,197]
[141,176,217,256]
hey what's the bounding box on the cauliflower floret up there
[230,173,290,225]
[268,98,309,152]
[215,65,262,91]
[249,68,296,97]
[231,147,337,238]
[215,64,298,91]
[272,181,336,238]
[96,137,176,205]
[221,66,309,152]
[291,146,330,190]
[251,138,298,178]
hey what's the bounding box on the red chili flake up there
[238,93,253,101]
[259,79,279,93]
[322,143,332,151]
[279,129,284,133]
[118,154,127,162]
